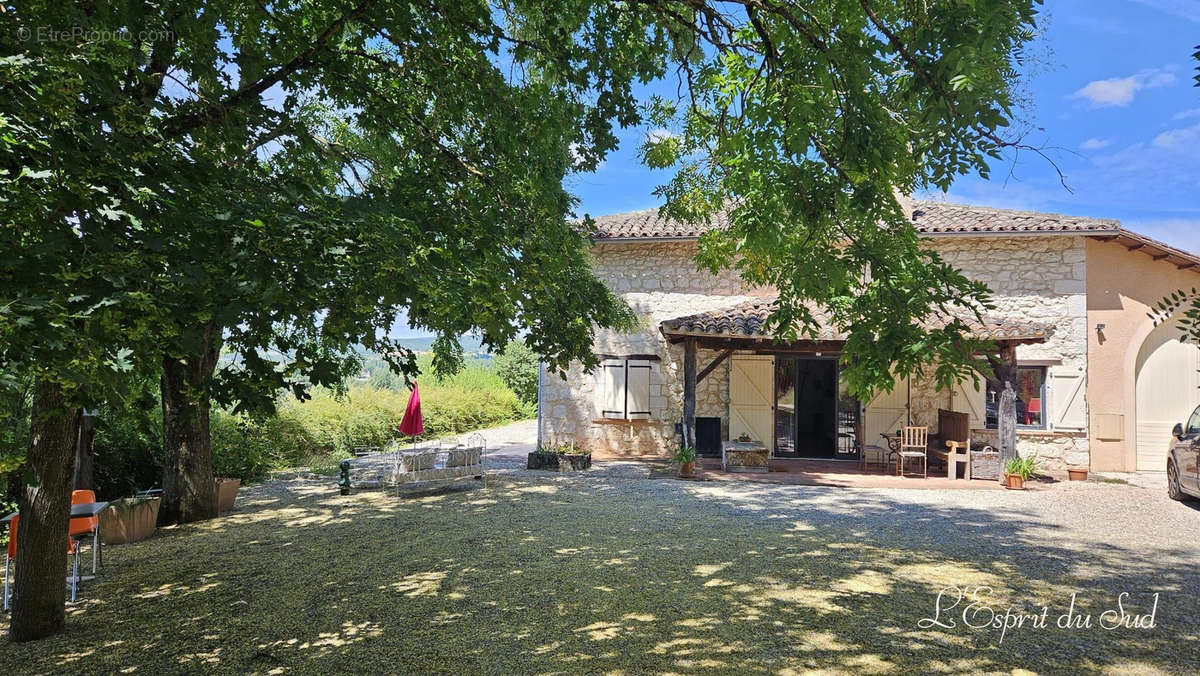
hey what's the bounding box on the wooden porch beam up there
[696,348,734,384]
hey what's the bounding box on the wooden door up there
[729,355,775,448]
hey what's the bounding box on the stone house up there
[536,200,1200,473]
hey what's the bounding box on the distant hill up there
[388,335,491,358]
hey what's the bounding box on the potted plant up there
[1003,456,1039,490]
[735,433,752,443]
[673,445,697,478]
[214,477,241,514]
[1067,467,1089,481]
[98,495,162,545]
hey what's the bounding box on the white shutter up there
[600,360,626,419]
[953,375,986,429]
[626,360,652,419]
[1049,366,1086,431]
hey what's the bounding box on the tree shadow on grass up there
[2,474,1197,674]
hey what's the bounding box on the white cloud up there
[1173,108,1200,120]
[1079,138,1112,150]
[1072,68,1176,107]
[1129,1,1200,24]
[645,128,677,144]
[1153,122,1200,149]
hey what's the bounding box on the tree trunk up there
[159,324,221,525]
[73,413,95,491]
[9,379,80,642]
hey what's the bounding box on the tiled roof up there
[660,298,1051,344]
[910,202,1119,234]
[589,200,1119,240]
[588,208,730,240]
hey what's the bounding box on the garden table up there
[3,501,109,575]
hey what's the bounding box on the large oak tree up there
[2,0,1040,641]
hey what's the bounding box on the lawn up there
[1,473,1197,674]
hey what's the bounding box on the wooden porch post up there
[682,338,697,450]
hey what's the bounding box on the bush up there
[92,376,164,499]
[492,339,539,406]
[209,381,533,475]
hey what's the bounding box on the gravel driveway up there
[7,424,1195,673]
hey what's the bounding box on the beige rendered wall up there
[1085,238,1200,472]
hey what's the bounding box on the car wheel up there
[1168,460,1183,501]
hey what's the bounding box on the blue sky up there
[572,0,1200,253]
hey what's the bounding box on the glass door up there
[774,358,796,456]
[774,357,839,458]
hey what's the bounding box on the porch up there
[660,298,1052,481]
[692,457,1006,489]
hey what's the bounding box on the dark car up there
[1168,405,1200,501]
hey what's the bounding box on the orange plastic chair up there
[4,515,81,611]
[70,489,102,574]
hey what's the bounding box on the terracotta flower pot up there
[679,461,696,478]
[1067,468,1088,481]
[1004,473,1025,490]
[214,478,241,515]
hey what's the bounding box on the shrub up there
[492,339,539,405]
[216,383,532,473]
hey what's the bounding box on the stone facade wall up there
[909,235,1090,469]
[538,242,766,455]
[540,235,1090,468]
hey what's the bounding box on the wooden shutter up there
[729,355,774,446]
[953,375,986,429]
[600,360,626,419]
[1049,366,1086,431]
[626,360,652,419]
[864,376,908,447]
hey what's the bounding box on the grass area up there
[2,476,1196,673]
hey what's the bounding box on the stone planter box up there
[99,497,160,545]
[722,441,770,473]
[527,452,592,471]
[215,478,241,515]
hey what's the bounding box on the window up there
[599,359,652,419]
[1186,406,1200,436]
[985,366,1047,430]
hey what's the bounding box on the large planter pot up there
[679,461,696,478]
[98,497,161,545]
[1004,473,1025,490]
[1067,468,1089,482]
[214,478,241,515]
